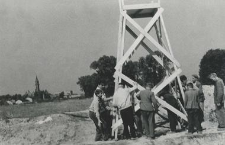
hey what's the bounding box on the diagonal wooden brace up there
[126,25,163,66]
[115,8,164,70]
[122,11,180,68]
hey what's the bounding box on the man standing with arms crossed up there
[209,73,225,130]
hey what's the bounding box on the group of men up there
[89,72,225,141]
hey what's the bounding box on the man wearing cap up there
[208,73,225,130]
[192,74,205,130]
[184,81,202,134]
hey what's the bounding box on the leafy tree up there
[122,61,139,87]
[199,49,225,85]
[77,73,99,97]
[138,54,165,86]
[90,55,116,96]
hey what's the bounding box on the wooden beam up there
[123,3,160,10]
[154,23,163,46]
[156,97,187,120]
[160,15,185,102]
[113,6,125,139]
[122,11,180,68]
[171,87,188,116]
[114,71,145,90]
[126,25,163,66]
[115,8,164,70]
[153,69,182,94]
[159,15,173,56]
[114,68,182,96]
[118,0,122,13]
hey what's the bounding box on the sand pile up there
[0,114,94,145]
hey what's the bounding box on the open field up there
[0,98,92,119]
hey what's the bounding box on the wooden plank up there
[114,14,123,90]
[126,25,163,66]
[115,8,164,70]
[122,11,181,68]
[159,15,173,56]
[123,3,160,10]
[157,98,187,120]
[118,0,122,13]
[113,7,124,139]
[114,71,145,90]
[171,87,188,116]
[121,0,124,7]
[152,69,182,94]
[115,68,182,96]
[160,15,185,102]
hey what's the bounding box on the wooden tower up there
[112,0,187,139]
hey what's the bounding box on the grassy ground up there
[0,98,92,119]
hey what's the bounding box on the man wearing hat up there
[184,81,202,134]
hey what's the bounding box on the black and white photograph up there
[0,0,225,144]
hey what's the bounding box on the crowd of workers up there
[88,72,225,141]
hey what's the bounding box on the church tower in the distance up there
[35,76,40,93]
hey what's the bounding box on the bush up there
[199,49,225,85]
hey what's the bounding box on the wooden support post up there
[160,15,186,103]
[112,0,125,139]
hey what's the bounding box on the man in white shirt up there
[113,83,137,139]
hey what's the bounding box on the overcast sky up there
[0,0,225,95]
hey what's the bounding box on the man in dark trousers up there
[113,83,137,139]
[209,73,225,130]
[137,83,158,139]
[192,74,205,130]
[161,85,179,133]
[184,82,202,134]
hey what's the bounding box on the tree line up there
[77,49,225,98]
[77,52,167,98]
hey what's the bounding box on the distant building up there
[35,76,40,93]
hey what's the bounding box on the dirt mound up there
[0,114,94,145]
